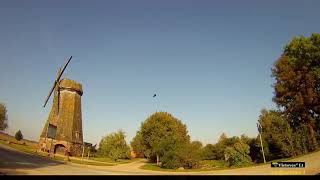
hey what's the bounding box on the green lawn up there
[0,139,122,166]
[140,148,320,172]
[141,162,235,172]
[89,157,143,164]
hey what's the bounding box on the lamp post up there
[257,122,266,163]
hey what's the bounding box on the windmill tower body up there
[39,79,83,156]
[38,57,84,156]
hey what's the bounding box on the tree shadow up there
[0,146,65,174]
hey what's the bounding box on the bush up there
[160,150,183,169]
[160,141,202,169]
[15,130,23,141]
[183,159,200,169]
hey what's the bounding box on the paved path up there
[0,144,319,175]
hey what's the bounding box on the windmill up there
[38,56,84,157]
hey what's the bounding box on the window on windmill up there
[47,124,57,139]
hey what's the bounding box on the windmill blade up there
[55,56,72,83]
[43,56,72,108]
[43,81,58,107]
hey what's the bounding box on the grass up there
[140,162,236,172]
[0,139,37,154]
[0,132,38,148]
[140,148,320,172]
[200,160,229,169]
[89,157,143,164]
[140,159,229,172]
[0,139,130,166]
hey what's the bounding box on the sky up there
[0,0,319,146]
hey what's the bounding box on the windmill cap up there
[59,79,83,95]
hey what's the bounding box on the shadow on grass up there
[0,145,65,173]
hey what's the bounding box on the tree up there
[130,131,146,156]
[224,142,252,167]
[272,33,320,151]
[98,130,130,161]
[201,144,218,160]
[160,139,202,169]
[214,133,240,160]
[15,130,23,141]
[132,112,190,166]
[258,109,295,160]
[0,103,8,131]
[179,141,202,169]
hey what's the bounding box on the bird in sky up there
[153,94,157,98]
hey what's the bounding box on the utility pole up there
[257,122,266,163]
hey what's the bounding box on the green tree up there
[258,109,295,160]
[272,33,320,151]
[179,141,202,169]
[133,112,190,166]
[15,130,23,141]
[0,103,8,131]
[160,139,202,169]
[200,144,218,160]
[98,130,130,161]
[215,133,240,160]
[224,142,252,167]
[130,131,146,156]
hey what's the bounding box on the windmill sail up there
[43,56,72,107]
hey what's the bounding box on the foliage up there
[132,112,190,163]
[272,33,320,151]
[179,141,202,169]
[130,131,146,156]
[239,134,265,163]
[291,123,320,155]
[258,109,294,160]
[83,143,97,157]
[215,133,240,160]
[160,148,183,169]
[201,144,218,160]
[0,103,8,131]
[98,130,131,161]
[15,130,23,141]
[160,140,202,169]
[224,142,252,167]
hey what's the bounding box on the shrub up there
[15,130,23,141]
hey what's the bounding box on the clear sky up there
[0,0,319,146]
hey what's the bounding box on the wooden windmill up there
[38,56,84,156]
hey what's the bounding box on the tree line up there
[96,33,320,168]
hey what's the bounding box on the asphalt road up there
[0,144,319,175]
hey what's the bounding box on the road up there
[0,144,319,175]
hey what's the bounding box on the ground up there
[0,143,320,175]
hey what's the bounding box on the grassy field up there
[140,160,237,172]
[0,132,38,148]
[89,157,143,164]
[140,149,320,172]
[0,133,137,166]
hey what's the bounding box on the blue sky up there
[0,0,319,145]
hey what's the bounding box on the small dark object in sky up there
[153,94,156,98]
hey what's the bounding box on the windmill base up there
[38,137,83,157]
